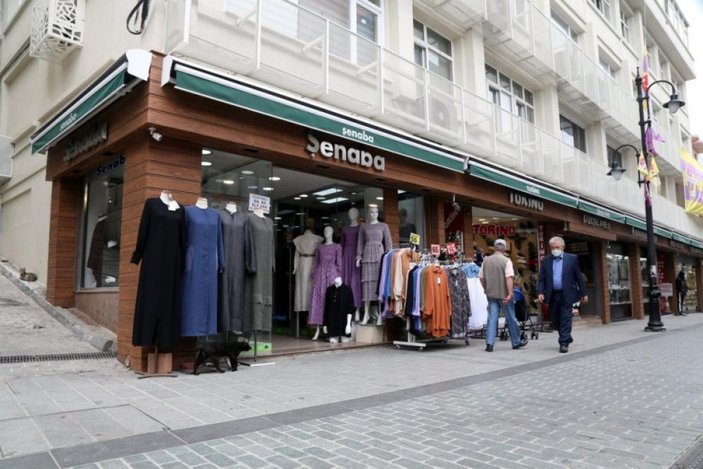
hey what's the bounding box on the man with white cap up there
[479,238,527,352]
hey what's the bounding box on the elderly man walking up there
[537,236,588,353]
[480,239,527,352]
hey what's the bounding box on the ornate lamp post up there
[607,68,684,332]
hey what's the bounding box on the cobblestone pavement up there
[1,270,702,468]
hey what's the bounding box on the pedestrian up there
[480,238,527,352]
[675,269,688,315]
[537,236,588,353]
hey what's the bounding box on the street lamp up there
[608,69,685,332]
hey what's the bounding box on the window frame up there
[559,114,587,153]
[413,19,454,81]
[485,64,535,124]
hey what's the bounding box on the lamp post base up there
[645,322,666,332]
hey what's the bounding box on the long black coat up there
[131,198,185,348]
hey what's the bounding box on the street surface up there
[1,269,702,468]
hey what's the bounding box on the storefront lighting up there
[398,190,406,194]
[295,212,305,215]
[294,197,301,200]
[313,188,342,196]
[606,70,685,333]
[241,170,254,175]
[201,161,212,167]
[247,185,258,189]
[322,197,349,204]
[368,203,378,208]
[316,197,326,201]
[202,149,212,155]
[263,187,274,191]
[376,196,384,200]
[274,216,282,220]
[299,194,309,198]
[222,180,235,185]
[268,176,281,181]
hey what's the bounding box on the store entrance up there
[563,237,601,317]
[201,149,383,354]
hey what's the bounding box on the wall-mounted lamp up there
[148,127,163,142]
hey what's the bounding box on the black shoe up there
[559,344,568,353]
[512,341,527,350]
[485,344,494,352]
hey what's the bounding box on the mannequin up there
[341,207,362,322]
[195,197,208,209]
[225,201,237,214]
[160,189,179,211]
[293,220,323,319]
[323,277,354,343]
[309,226,342,340]
[356,205,392,325]
[245,205,275,335]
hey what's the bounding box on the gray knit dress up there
[357,222,392,302]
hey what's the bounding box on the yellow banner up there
[680,148,703,215]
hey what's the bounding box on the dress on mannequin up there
[218,207,256,333]
[341,225,361,308]
[293,230,324,312]
[357,220,392,303]
[131,196,185,348]
[245,211,275,333]
[309,241,342,326]
[181,203,224,336]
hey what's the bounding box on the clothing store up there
[34,52,703,372]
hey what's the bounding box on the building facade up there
[1,0,702,371]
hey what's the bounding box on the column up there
[594,241,610,324]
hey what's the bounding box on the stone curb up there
[0,262,116,353]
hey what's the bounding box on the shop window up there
[80,160,124,289]
[607,243,631,320]
[679,262,698,312]
[560,115,587,153]
[413,20,453,81]
[398,190,424,246]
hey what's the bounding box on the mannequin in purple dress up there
[356,205,392,325]
[340,207,362,322]
[309,226,342,340]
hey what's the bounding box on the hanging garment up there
[446,267,471,338]
[87,219,106,286]
[293,230,324,312]
[357,222,392,302]
[218,209,256,333]
[309,243,342,326]
[181,206,224,337]
[245,213,275,333]
[340,225,362,308]
[423,266,451,337]
[131,198,186,348]
[393,249,419,316]
[323,283,355,337]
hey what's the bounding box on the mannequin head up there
[334,276,342,287]
[323,225,334,243]
[399,208,408,226]
[367,205,379,223]
[348,207,359,223]
[305,217,315,232]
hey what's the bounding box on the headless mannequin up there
[225,201,237,214]
[324,276,353,343]
[195,197,208,209]
[356,206,384,326]
[160,190,180,211]
[253,207,265,218]
[348,208,362,323]
[312,226,335,341]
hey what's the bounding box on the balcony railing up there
[163,0,695,234]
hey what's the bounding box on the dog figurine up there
[193,334,251,375]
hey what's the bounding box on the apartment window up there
[590,0,612,22]
[486,65,535,123]
[413,20,453,81]
[560,115,587,152]
[551,12,579,44]
[620,9,631,43]
[599,58,616,79]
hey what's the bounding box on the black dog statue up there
[193,334,251,375]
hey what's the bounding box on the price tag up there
[248,194,271,214]
[431,244,441,257]
[409,232,420,246]
[446,242,457,255]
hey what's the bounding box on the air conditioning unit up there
[30,0,85,63]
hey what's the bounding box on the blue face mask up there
[551,249,563,257]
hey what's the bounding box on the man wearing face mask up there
[537,236,588,353]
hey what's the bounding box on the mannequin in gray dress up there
[356,205,392,325]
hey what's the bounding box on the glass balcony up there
[163,0,693,233]
[414,0,486,31]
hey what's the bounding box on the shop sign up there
[306,132,385,171]
[431,244,441,257]
[632,228,647,241]
[509,192,543,211]
[660,283,673,298]
[473,224,517,237]
[96,155,125,176]
[248,194,271,214]
[538,223,545,261]
[446,242,457,255]
[64,122,108,163]
[670,239,687,250]
[582,214,611,231]
[409,233,421,246]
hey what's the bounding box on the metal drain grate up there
[0,351,116,364]
[673,437,703,468]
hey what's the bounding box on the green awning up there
[691,239,703,250]
[672,233,691,245]
[167,63,465,173]
[469,163,578,208]
[31,50,152,154]
[578,201,627,223]
[626,216,647,231]
[654,227,673,239]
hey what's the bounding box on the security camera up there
[148,127,163,142]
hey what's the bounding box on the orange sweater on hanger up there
[423,265,451,337]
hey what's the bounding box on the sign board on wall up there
[249,194,271,214]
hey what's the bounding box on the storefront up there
[33,52,703,372]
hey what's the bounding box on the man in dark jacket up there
[675,270,688,315]
[537,236,588,353]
